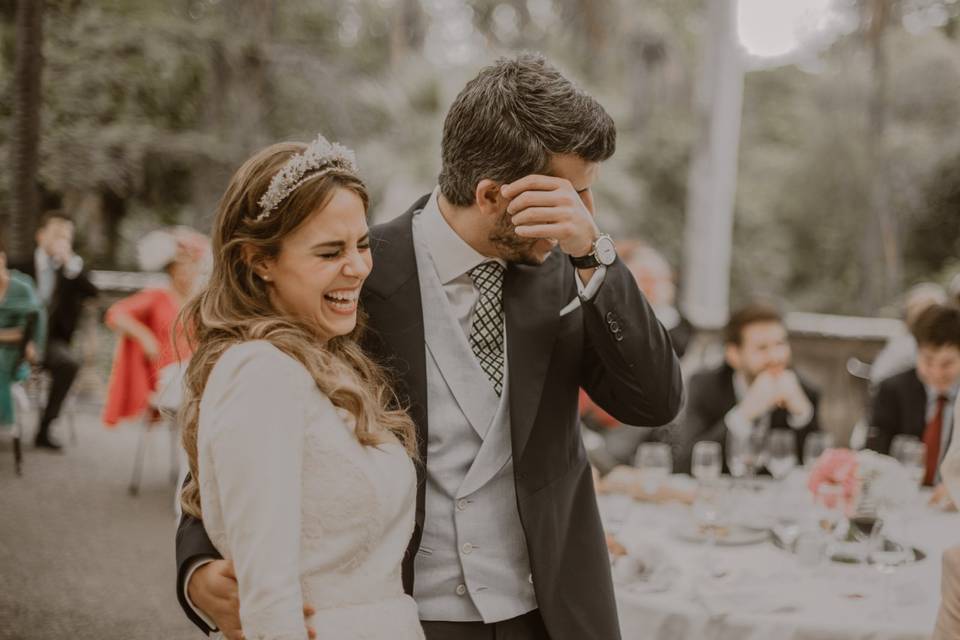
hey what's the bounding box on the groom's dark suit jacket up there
[176,196,684,640]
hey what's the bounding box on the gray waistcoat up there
[411,218,538,623]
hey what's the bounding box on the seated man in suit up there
[676,303,820,473]
[9,211,98,450]
[870,282,947,390]
[868,303,960,487]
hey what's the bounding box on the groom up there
[176,54,683,640]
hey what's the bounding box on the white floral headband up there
[256,134,358,222]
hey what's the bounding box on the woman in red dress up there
[102,227,210,427]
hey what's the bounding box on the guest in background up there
[621,242,692,358]
[9,211,98,450]
[870,282,947,389]
[868,304,960,486]
[0,234,46,429]
[102,227,209,427]
[675,303,821,474]
[579,242,687,475]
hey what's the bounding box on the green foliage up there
[1,0,957,314]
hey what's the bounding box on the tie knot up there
[469,261,504,293]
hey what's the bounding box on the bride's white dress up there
[198,341,424,640]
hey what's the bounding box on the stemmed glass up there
[691,441,724,576]
[814,483,846,537]
[766,431,797,481]
[891,438,927,543]
[766,431,799,542]
[635,443,673,498]
[848,509,883,563]
[727,424,768,487]
[802,431,834,468]
[868,532,913,618]
[692,441,722,483]
[895,439,927,489]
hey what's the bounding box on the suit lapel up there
[416,255,499,438]
[505,251,567,460]
[905,372,929,438]
[362,198,430,487]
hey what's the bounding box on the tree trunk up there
[391,0,426,64]
[861,0,901,313]
[9,0,45,265]
[681,0,744,329]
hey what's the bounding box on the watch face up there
[595,236,617,265]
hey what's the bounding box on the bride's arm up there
[201,342,310,640]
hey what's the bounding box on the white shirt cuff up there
[786,404,814,429]
[724,406,753,440]
[184,558,219,631]
[576,265,607,302]
[62,255,84,279]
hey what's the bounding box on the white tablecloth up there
[602,472,957,640]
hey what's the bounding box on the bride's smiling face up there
[257,187,372,340]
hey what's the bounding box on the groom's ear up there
[475,179,507,216]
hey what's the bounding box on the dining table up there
[600,470,957,640]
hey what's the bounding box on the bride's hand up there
[189,560,243,639]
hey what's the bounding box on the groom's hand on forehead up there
[500,174,600,258]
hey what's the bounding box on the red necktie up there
[923,395,949,486]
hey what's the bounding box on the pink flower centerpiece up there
[807,448,860,512]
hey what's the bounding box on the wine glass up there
[766,430,797,481]
[692,441,722,483]
[635,442,673,496]
[895,439,927,488]
[692,479,726,577]
[890,434,919,463]
[848,510,883,563]
[802,431,834,467]
[869,539,913,617]
[814,483,846,537]
[726,424,768,484]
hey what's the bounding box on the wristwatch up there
[569,234,617,269]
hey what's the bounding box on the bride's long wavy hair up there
[178,142,417,519]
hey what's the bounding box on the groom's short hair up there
[438,53,616,207]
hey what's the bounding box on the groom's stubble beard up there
[488,209,549,266]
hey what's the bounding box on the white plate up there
[674,523,769,546]
[611,555,677,594]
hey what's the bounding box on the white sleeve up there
[202,342,309,640]
[723,406,753,440]
[61,254,84,278]
[786,403,815,430]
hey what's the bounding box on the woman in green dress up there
[0,235,46,427]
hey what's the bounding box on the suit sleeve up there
[867,378,899,454]
[578,259,684,428]
[175,505,222,634]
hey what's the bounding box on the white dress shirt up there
[925,383,959,484]
[34,247,84,306]
[416,187,604,329]
[724,371,815,440]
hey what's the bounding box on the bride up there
[177,135,423,639]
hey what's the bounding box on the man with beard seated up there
[676,303,821,474]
